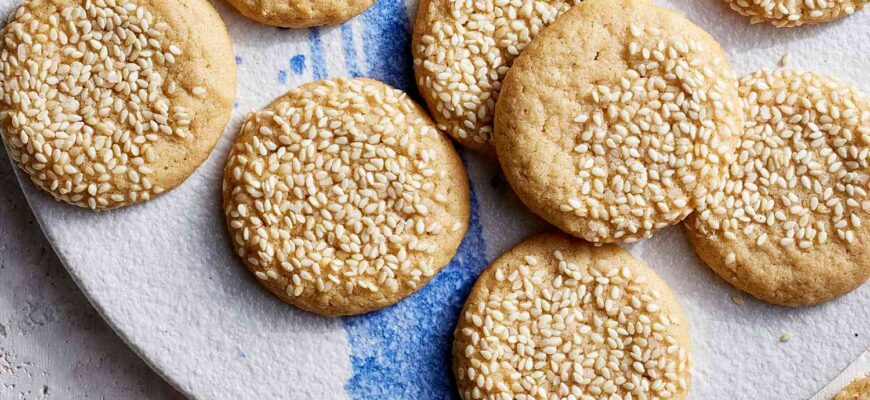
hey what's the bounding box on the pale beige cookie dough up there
[494,0,742,243]
[724,0,867,27]
[453,231,691,400]
[412,0,583,155]
[225,0,375,28]
[0,0,237,210]
[834,375,870,400]
[686,69,870,307]
[223,77,470,316]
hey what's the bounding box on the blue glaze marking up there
[277,70,287,84]
[308,28,327,80]
[340,23,362,77]
[358,0,414,92]
[235,55,242,65]
[290,54,306,75]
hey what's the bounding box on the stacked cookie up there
[413,0,868,307]
[413,0,867,397]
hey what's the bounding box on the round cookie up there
[453,231,691,400]
[412,0,582,155]
[0,0,237,210]
[225,0,375,28]
[834,376,870,400]
[723,0,867,27]
[686,69,870,307]
[493,0,742,243]
[223,77,470,316]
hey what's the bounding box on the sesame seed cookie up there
[493,0,742,243]
[685,69,870,307]
[0,0,237,210]
[411,0,582,155]
[453,231,691,400]
[834,375,870,400]
[723,0,867,28]
[224,0,374,28]
[222,77,470,316]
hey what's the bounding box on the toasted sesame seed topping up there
[455,242,691,399]
[413,0,581,149]
[732,294,745,305]
[693,69,870,252]
[725,0,866,27]
[0,0,197,210]
[779,53,791,68]
[223,78,467,312]
[557,24,740,243]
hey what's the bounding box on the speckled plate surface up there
[3,0,869,399]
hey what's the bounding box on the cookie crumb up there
[731,294,745,305]
[779,332,793,342]
[779,53,791,67]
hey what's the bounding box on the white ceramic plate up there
[3,0,869,398]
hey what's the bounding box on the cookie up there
[223,78,470,316]
[0,0,236,210]
[834,376,870,400]
[453,231,691,400]
[493,0,742,243]
[723,0,867,27]
[412,0,582,155]
[686,69,870,307]
[225,0,374,28]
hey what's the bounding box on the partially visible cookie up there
[0,0,237,210]
[493,0,742,243]
[225,0,374,28]
[412,0,582,155]
[834,376,870,400]
[223,78,470,316]
[723,0,867,27]
[686,69,870,307]
[453,231,691,400]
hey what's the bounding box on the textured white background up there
[0,150,182,399]
[0,0,869,399]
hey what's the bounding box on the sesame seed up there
[732,294,745,305]
[779,332,793,342]
[779,53,791,67]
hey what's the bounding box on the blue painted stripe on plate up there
[308,28,327,79]
[290,54,306,75]
[340,24,361,78]
[357,0,414,91]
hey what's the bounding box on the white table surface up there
[0,150,183,399]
